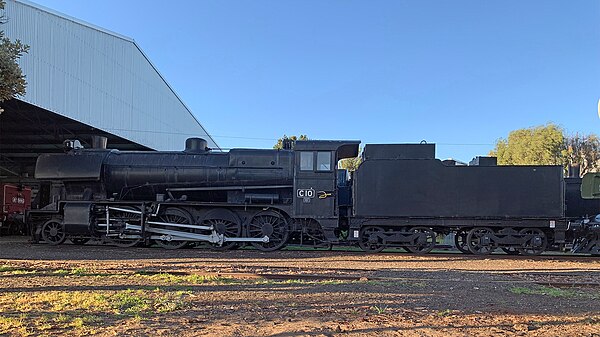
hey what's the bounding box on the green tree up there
[0,0,29,112]
[338,148,362,172]
[273,134,308,150]
[562,133,600,176]
[490,124,565,165]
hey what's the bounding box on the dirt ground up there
[0,236,599,337]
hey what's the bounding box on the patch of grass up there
[0,288,179,336]
[0,288,192,335]
[107,289,191,316]
[0,265,16,272]
[153,290,191,313]
[510,286,592,299]
[0,314,27,334]
[133,272,238,285]
[0,265,36,275]
[52,267,94,276]
[257,278,350,286]
[364,279,426,288]
[111,290,149,315]
[0,289,190,316]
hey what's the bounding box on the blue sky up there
[32,0,600,161]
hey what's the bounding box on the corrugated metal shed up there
[1,0,218,151]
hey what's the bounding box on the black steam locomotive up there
[28,137,600,255]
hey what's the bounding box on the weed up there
[0,265,15,272]
[370,305,388,314]
[437,309,453,316]
[69,317,85,328]
[80,314,103,325]
[54,314,70,324]
[69,267,90,276]
[349,308,361,315]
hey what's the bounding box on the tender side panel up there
[354,159,564,218]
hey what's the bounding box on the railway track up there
[112,268,600,288]
[35,239,600,260]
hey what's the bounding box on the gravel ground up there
[0,236,599,337]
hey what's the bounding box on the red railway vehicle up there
[0,184,32,235]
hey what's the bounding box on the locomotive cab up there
[291,141,359,242]
[292,140,359,218]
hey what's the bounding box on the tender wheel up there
[104,206,143,248]
[41,220,66,245]
[70,238,90,245]
[454,229,471,254]
[154,208,193,250]
[517,228,547,256]
[406,227,436,254]
[247,211,289,251]
[358,226,386,253]
[466,227,497,255]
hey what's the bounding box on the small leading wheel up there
[154,208,193,250]
[454,229,471,254]
[41,220,66,245]
[247,211,290,251]
[406,227,436,254]
[517,228,547,256]
[466,227,497,255]
[358,226,386,253]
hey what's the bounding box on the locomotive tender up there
[28,137,600,255]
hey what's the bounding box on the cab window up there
[317,152,331,171]
[300,152,313,171]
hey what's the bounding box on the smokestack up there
[91,136,108,149]
[185,138,209,153]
